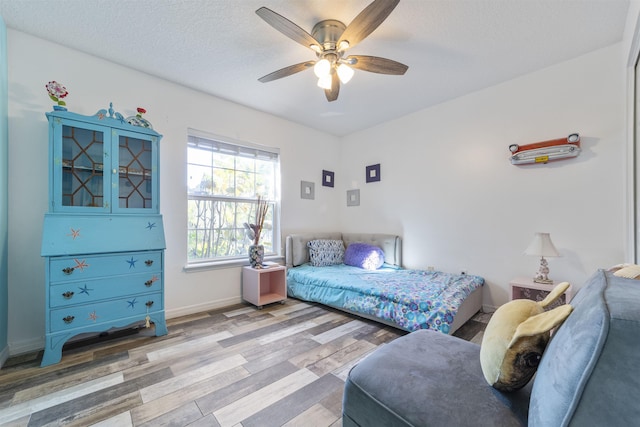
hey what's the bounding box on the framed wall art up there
[322,170,334,187]
[347,189,360,207]
[366,163,381,183]
[300,181,315,200]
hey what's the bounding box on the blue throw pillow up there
[344,243,385,270]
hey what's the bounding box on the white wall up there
[6,30,341,354]
[4,29,630,354]
[624,0,640,263]
[339,43,627,309]
[0,16,9,367]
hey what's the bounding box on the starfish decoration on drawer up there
[127,298,138,309]
[146,222,156,230]
[126,257,138,268]
[88,311,98,321]
[68,228,81,239]
[73,259,89,271]
[78,284,93,295]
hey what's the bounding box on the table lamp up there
[524,232,560,284]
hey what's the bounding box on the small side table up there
[242,265,287,309]
[510,277,573,310]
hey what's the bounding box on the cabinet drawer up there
[49,292,163,332]
[49,273,162,308]
[49,251,162,283]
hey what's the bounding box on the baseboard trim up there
[165,296,243,319]
[8,336,43,357]
[482,304,498,313]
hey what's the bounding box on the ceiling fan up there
[256,0,409,102]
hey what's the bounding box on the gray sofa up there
[343,269,640,426]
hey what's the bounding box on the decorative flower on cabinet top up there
[45,81,69,107]
[126,107,153,128]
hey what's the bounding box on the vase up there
[53,105,67,111]
[249,244,264,268]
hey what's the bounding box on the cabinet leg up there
[41,334,65,367]
[151,313,168,336]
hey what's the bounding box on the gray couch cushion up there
[343,329,531,427]
[529,270,640,426]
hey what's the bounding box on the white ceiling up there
[0,0,632,136]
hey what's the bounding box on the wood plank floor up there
[0,299,488,427]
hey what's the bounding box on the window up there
[187,132,280,265]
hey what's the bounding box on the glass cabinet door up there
[50,116,159,214]
[52,121,110,213]
[112,129,158,213]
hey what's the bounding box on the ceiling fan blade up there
[338,0,400,50]
[348,55,408,75]
[325,73,340,102]
[256,7,321,51]
[258,61,315,83]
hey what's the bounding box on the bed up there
[285,232,484,334]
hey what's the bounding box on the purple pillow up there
[344,243,385,270]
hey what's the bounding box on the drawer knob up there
[145,260,154,266]
[62,267,75,275]
[145,301,154,308]
[62,291,74,299]
[145,280,153,287]
[63,315,75,324]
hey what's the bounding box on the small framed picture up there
[347,189,360,206]
[300,181,315,200]
[366,164,381,183]
[322,170,334,187]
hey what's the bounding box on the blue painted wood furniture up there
[40,106,167,367]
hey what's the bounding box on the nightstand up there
[510,277,572,309]
[242,265,287,309]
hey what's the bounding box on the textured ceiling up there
[0,0,631,136]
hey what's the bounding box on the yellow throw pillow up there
[479,282,573,391]
[612,264,640,279]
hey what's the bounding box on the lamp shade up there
[337,63,354,84]
[314,59,331,78]
[524,232,560,257]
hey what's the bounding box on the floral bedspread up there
[287,263,484,333]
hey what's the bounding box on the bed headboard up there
[285,232,402,268]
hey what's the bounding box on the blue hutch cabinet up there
[40,106,167,367]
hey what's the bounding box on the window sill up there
[183,255,284,272]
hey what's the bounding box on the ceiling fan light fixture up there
[255,1,409,101]
[337,63,354,84]
[317,75,332,90]
[314,58,331,78]
[338,40,350,51]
